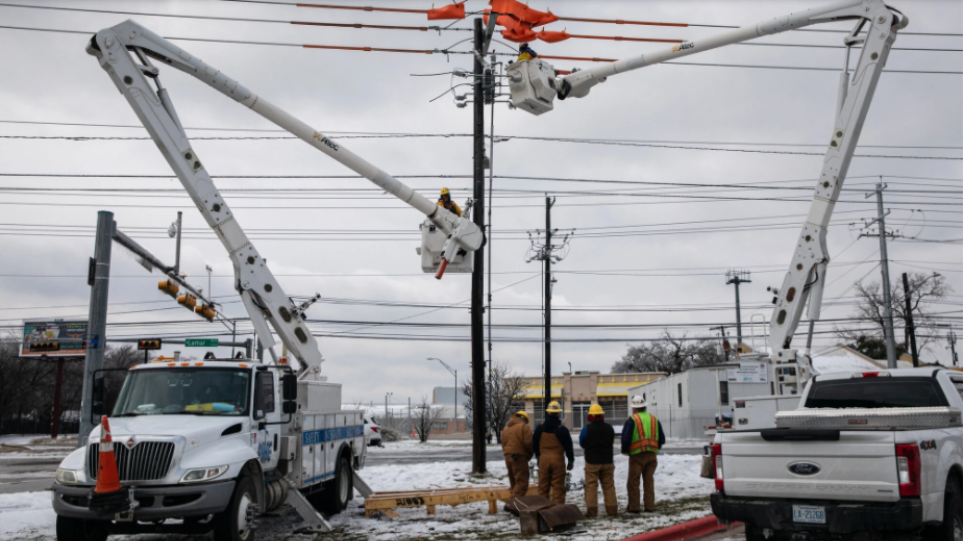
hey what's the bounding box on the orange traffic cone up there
[88,415,130,517]
[95,416,122,494]
[411,427,416,438]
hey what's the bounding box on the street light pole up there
[385,392,393,424]
[428,357,458,432]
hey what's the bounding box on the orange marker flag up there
[428,2,465,20]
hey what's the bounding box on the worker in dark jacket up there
[578,403,617,518]
[533,401,574,504]
[621,396,666,513]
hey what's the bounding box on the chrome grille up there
[87,441,175,481]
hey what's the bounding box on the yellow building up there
[517,371,666,430]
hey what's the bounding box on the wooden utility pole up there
[470,17,487,474]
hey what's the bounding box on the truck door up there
[253,370,281,470]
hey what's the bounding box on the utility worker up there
[533,401,574,504]
[517,43,538,61]
[500,410,534,506]
[578,403,617,518]
[621,396,665,513]
[437,187,462,217]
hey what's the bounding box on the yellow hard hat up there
[588,403,604,416]
[440,187,451,196]
[515,411,529,422]
[546,401,562,414]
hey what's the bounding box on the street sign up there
[185,338,218,348]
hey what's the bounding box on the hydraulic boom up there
[509,0,907,387]
[87,21,483,377]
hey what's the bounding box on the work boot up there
[625,508,641,515]
[585,507,597,518]
[606,506,619,517]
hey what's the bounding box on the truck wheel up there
[313,454,352,516]
[744,523,767,541]
[925,477,963,541]
[55,516,108,541]
[213,476,258,541]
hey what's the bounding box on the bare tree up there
[412,396,444,444]
[612,330,724,375]
[837,272,951,357]
[462,360,527,444]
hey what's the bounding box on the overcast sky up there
[0,0,960,405]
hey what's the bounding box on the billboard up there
[21,320,88,358]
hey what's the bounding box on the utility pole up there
[710,325,730,362]
[51,358,65,439]
[902,272,919,368]
[725,270,751,353]
[543,196,555,414]
[470,17,487,475]
[79,211,115,446]
[948,331,959,367]
[860,183,898,368]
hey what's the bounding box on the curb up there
[619,515,736,541]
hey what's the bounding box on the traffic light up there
[194,304,216,322]
[32,341,60,352]
[137,339,162,350]
[177,293,197,310]
[158,279,180,298]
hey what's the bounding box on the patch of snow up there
[0,491,55,540]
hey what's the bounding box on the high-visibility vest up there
[629,412,660,455]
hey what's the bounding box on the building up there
[517,371,666,431]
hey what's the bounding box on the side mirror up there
[282,374,298,401]
[91,377,105,418]
[282,401,297,414]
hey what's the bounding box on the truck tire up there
[55,516,108,541]
[314,454,352,516]
[744,523,767,541]
[213,476,258,541]
[925,476,963,541]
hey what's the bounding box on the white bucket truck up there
[51,19,484,541]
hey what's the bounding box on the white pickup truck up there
[711,368,963,541]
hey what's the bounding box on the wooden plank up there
[426,505,436,515]
[363,484,540,519]
[488,499,497,514]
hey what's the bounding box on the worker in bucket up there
[437,187,462,216]
[500,410,534,510]
[533,401,574,504]
[578,403,617,518]
[621,396,665,513]
[517,43,538,61]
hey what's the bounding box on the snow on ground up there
[0,491,54,540]
[0,435,73,461]
[0,444,713,541]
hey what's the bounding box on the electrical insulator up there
[195,304,216,322]
[177,293,197,309]
[137,339,162,350]
[158,279,180,298]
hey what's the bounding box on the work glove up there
[566,461,574,471]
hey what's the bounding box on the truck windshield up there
[113,368,251,416]
[805,377,947,409]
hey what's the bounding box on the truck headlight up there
[180,465,229,483]
[55,468,81,485]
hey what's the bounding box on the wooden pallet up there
[364,485,538,518]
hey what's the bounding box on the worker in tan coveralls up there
[621,395,665,513]
[500,410,534,507]
[533,401,574,504]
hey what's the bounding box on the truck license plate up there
[792,505,826,524]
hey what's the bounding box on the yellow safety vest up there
[629,412,660,455]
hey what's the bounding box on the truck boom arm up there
[512,0,906,379]
[87,21,482,376]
